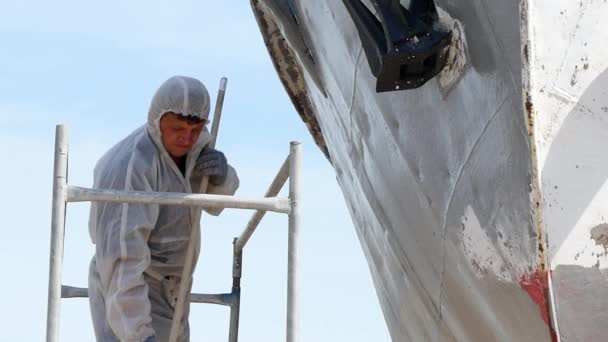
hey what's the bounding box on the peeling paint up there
[570,64,579,86]
[590,223,608,252]
[437,8,468,97]
[460,206,526,283]
[251,0,330,160]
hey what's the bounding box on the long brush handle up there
[168,77,228,342]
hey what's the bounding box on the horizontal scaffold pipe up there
[67,186,291,214]
[235,156,290,252]
[61,285,233,306]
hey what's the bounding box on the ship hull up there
[252,1,608,340]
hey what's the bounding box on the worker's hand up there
[144,336,158,342]
[194,148,228,186]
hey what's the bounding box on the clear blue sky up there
[0,1,389,340]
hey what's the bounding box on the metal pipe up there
[209,77,227,144]
[169,77,228,342]
[228,239,242,342]
[189,293,232,306]
[195,77,227,196]
[286,142,302,342]
[228,287,241,342]
[67,186,290,214]
[231,238,243,283]
[46,125,68,342]
[60,285,233,306]
[235,157,290,252]
[61,285,88,298]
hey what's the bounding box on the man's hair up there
[167,112,206,124]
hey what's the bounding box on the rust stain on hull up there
[524,91,547,271]
[521,1,547,271]
[521,4,557,338]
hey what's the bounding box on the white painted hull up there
[252,1,608,340]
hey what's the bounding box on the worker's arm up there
[92,159,159,342]
[205,163,239,215]
[191,147,240,216]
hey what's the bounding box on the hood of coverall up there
[147,75,212,175]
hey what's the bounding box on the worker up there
[87,75,239,342]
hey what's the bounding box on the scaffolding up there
[45,124,302,342]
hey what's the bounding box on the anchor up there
[342,0,452,92]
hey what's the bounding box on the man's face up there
[159,112,205,160]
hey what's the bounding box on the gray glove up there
[144,336,158,342]
[194,148,228,186]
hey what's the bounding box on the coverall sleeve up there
[196,163,240,216]
[95,161,159,342]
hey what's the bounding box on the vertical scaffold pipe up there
[228,238,242,342]
[46,125,68,342]
[286,141,301,342]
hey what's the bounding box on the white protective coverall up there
[88,76,239,342]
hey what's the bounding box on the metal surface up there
[46,125,68,342]
[235,157,290,252]
[523,1,608,340]
[286,142,301,342]
[67,186,290,214]
[169,77,227,342]
[251,1,569,340]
